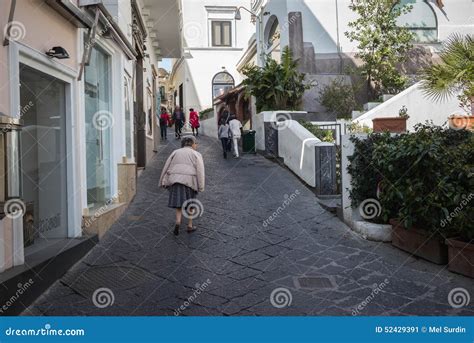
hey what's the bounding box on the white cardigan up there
[159,147,205,192]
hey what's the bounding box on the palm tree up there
[420,34,474,115]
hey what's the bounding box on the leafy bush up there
[318,78,356,119]
[242,46,313,112]
[299,120,334,142]
[348,124,473,239]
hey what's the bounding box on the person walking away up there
[160,136,205,235]
[218,118,230,159]
[228,115,243,158]
[172,106,184,139]
[189,108,200,137]
[159,108,170,140]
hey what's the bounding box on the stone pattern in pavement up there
[25,133,474,316]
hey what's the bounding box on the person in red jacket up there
[159,108,171,140]
[189,108,200,137]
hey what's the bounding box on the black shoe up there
[173,224,180,236]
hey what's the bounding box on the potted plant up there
[445,193,474,278]
[373,125,472,264]
[443,132,474,277]
[420,34,474,130]
[372,106,409,133]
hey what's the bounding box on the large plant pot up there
[372,117,407,133]
[446,238,474,278]
[448,115,474,131]
[390,219,448,264]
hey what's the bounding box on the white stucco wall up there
[170,0,255,115]
[354,82,461,130]
[278,120,322,187]
[258,0,474,59]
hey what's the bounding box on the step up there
[0,235,98,315]
[83,203,128,239]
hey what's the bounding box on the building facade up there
[0,0,180,278]
[169,0,255,124]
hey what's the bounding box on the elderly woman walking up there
[159,136,205,235]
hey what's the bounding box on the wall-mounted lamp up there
[46,46,70,59]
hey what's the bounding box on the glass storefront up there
[124,76,133,159]
[19,64,68,241]
[84,46,112,210]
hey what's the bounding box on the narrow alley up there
[25,133,474,316]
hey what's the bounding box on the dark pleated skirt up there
[168,183,197,208]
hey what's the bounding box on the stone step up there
[82,203,128,239]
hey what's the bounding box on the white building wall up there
[259,0,473,59]
[171,0,254,118]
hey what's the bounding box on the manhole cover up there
[295,276,335,289]
[62,263,156,297]
[128,215,142,221]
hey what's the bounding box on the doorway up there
[84,46,112,210]
[19,64,68,241]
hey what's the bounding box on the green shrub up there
[299,120,334,142]
[348,124,473,239]
[318,78,356,119]
[242,46,313,112]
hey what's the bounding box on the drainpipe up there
[3,0,17,46]
[335,0,343,74]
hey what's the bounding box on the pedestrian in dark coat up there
[172,106,184,139]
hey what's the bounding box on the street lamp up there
[234,6,268,66]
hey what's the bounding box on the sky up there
[160,58,172,72]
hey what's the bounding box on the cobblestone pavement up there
[26,133,474,316]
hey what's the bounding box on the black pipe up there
[3,0,17,46]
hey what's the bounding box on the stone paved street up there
[26,133,474,316]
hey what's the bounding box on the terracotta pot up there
[446,238,474,278]
[448,115,474,131]
[389,219,448,264]
[372,117,408,133]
